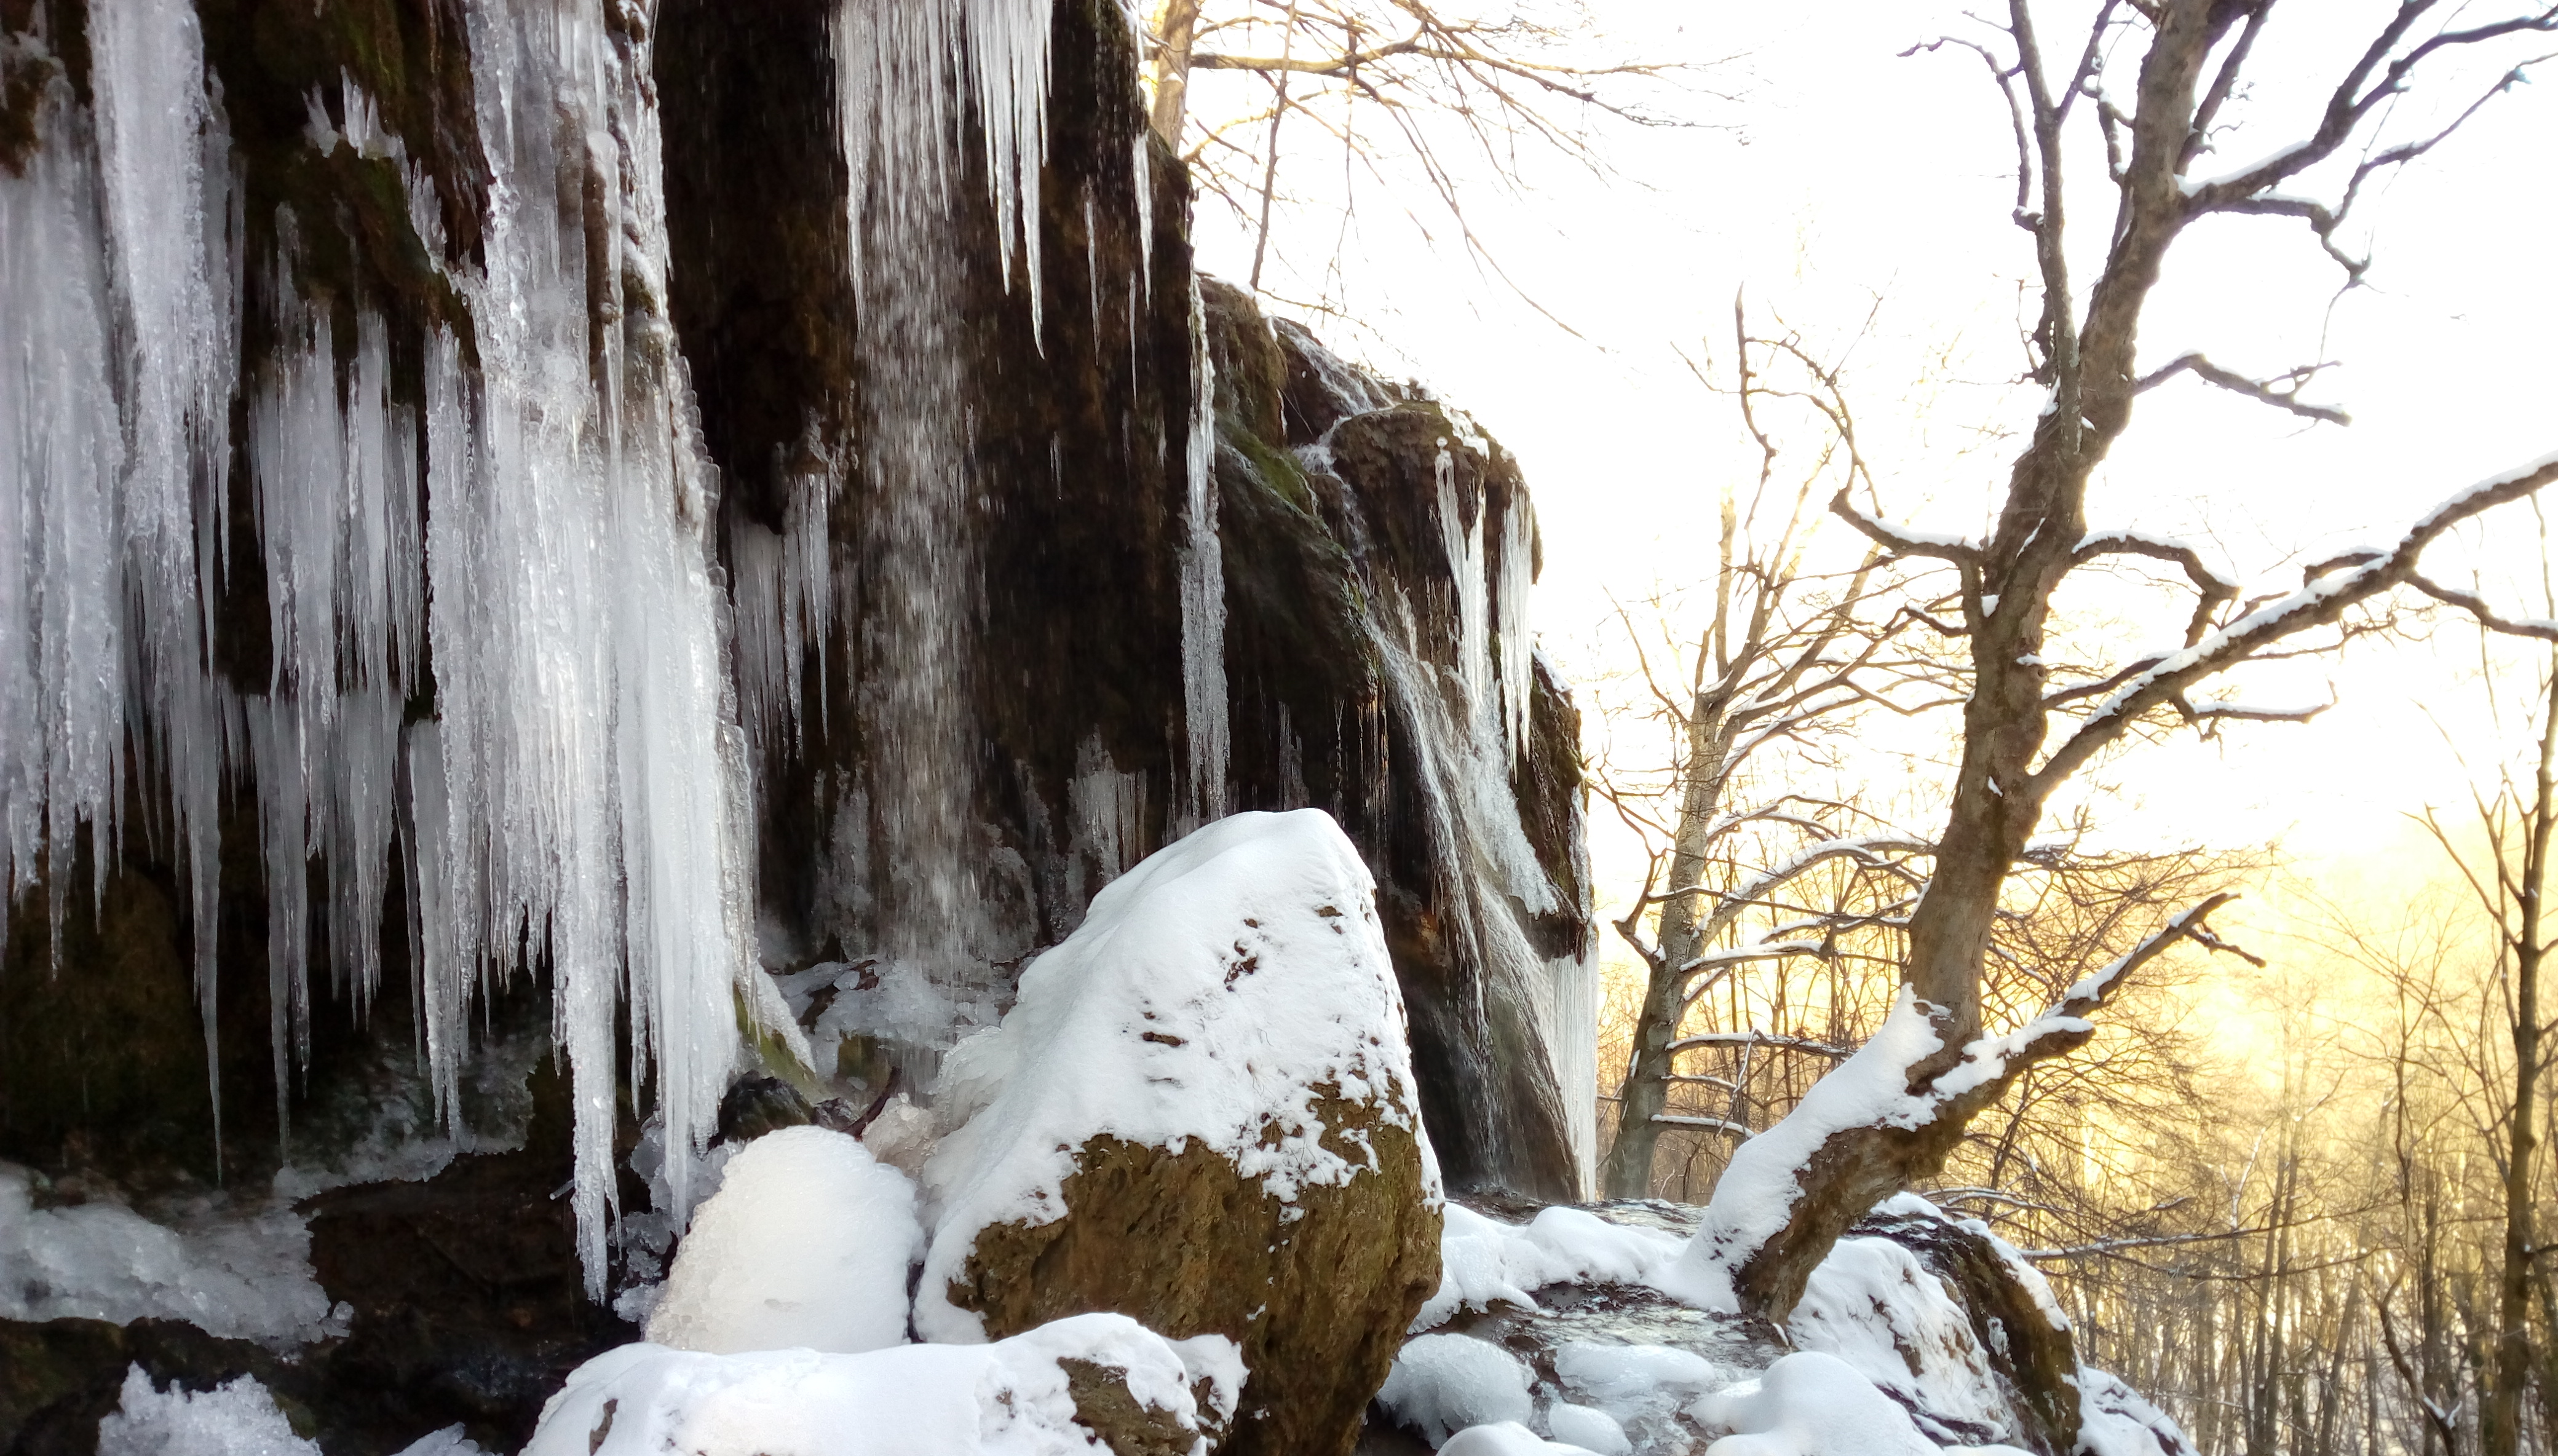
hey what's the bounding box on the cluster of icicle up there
[1,0,1073,1294]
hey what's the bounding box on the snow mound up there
[95,1367,321,1456]
[1377,1333,1535,1444]
[0,1165,344,1348]
[1440,1422,1604,1456]
[523,1313,1244,1456]
[645,1125,921,1355]
[1416,1203,1684,1330]
[916,808,1436,1342]
[1545,1401,1634,1456]
[1690,1351,1940,1456]
[1553,1341,1724,1431]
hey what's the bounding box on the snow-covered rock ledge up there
[1366,1194,2195,1456]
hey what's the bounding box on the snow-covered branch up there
[2032,449,2558,796]
[1826,489,1981,564]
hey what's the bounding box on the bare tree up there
[1141,0,1697,300]
[1596,304,1959,1198]
[1666,0,2558,1328]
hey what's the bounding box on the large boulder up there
[916,810,1443,1456]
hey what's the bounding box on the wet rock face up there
[298,1058,639,1455]
[1206,282,1593,1202]
[954,1126,1440,1456]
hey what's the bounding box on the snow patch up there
[1439,1422,1604,1456]
[1416,1203,1684,1330]
[1545,1402,1634,1456]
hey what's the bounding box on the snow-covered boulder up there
[915,809,1443,1456]
[644,1126,922,1355]
[520,1312,1243,1456]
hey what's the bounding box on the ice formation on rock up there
[0,0,764,1292]
[95,1367,322,1456]
[0,1165,343,1349]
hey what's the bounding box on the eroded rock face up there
[919,810,1443,1456]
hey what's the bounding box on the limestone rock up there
[917,810,1443,1456]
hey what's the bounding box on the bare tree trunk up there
[2482,675,2557,1456]
[1148,0,1202,143]
[1600,698,1731,1197]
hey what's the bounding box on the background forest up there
[1155,1,2558,1452]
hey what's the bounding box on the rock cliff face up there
[0,0,1590,1445]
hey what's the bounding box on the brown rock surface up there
[949,1115,1439,1456]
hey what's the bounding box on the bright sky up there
[1185,0,2558,945]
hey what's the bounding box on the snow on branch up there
[2072,526,2241,599]
[2032,449,2558,794]
[1666,1029,1851,1060]
[2132,352,2350,425]
[1674,941,1827,983]
[2408,572,2558,642]
[1651,1112,1753,1138]
[1826,490,1982,564]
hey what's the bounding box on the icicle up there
[729,465,835,756]
[416,0,754,1294]
[91,0,244,1162]
[0,61,127,963]
[1436,441,1493,732]
[1131,129,1153,297]
[1179,275,1230,828]
[1496,496,1535,761]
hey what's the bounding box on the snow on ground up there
[914,808,1436,1342]
[2076,1370,2201,1456]
[644,1126,922,1355]
[1379,1333,1537,1442]
[521,1313,1243,1456]
[1691,1351,1963,1456]
[94,1367,322,1456]
[0,1164,344,1348]
[1415,1203,1684,1330]
[1553,1342,1725,1435]
[1438,1422,1606,1456]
